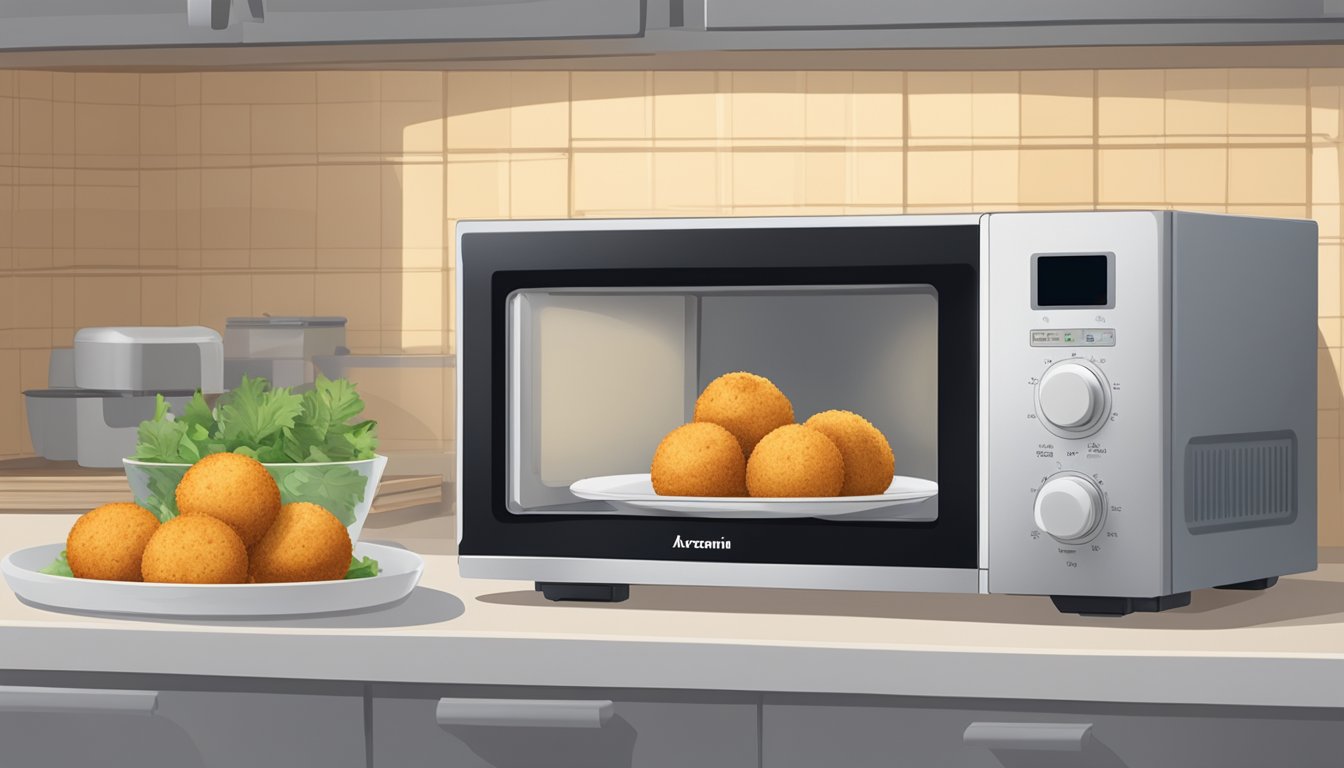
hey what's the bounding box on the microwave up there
[456,211,1318,616]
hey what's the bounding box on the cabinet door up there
[763,694,1344,768]
[0,684,365,768]
[372,685,758,768]
[0,0,242,50]
[705,0,1330,30]
[243,0,643,45]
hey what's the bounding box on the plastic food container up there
[224,316,347,359]
[74,327,224,394]
[123,455,388,542]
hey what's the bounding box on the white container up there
[123,455,388,543]
[75,327,224,394]
[74,393,194,468]
[224,316,347,359]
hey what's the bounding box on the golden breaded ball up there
[650,422,748,497]
[175,452,281,547]
[66,502,161,582]
[141,515,248,584]
[746,424,845,498]
[693,371,794,456]
[248,502,353,583]
[804,410,896,496]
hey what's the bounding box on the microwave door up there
[506,285,940,525]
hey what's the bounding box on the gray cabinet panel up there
[763,695,1344,768]
[0,11,241,49]
[707,0,1332,30]
[0,686,364,768]
[245,0,643,44]
[156,689,367,768]
[0,0,639,51]
[372,685,757,768]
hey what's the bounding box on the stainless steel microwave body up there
[456,211,1318,615]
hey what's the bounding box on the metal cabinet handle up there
[963,722,1094,752]
[435,698,614,729]
[0,686,158,715]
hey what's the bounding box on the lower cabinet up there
[0,679,366,768]
[763,694,1344,768]
[371,684,759,768]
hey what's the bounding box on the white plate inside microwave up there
[567,474,938,520]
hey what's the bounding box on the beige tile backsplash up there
[0,64,1342,541]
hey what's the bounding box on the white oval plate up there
[2,542,423,618]
[568,474,938,519]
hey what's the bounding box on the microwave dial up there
[1034,472,1105,543]
[1035,360,1111,437]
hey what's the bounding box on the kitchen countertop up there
[4,513,1344,709]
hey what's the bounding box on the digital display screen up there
[1035,254,1111,308]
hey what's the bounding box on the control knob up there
[1034,474,1104,543]
[1036,361,1109,436]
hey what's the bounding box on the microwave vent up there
[1184,431,1297,533]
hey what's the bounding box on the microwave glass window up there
[506,285,939,519]
[1034,253,1111,308]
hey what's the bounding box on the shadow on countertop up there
[475,573,1344,631]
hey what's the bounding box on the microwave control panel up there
[986,211,1169,599]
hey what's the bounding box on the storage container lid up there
[226,316,348,328]
[75,326,222,345]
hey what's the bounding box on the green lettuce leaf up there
[345,556,379,580]
[268,465,367,526]
[181,391,218,437]
[40,550,72,577]
[133,395,188,463]
[217,376,304,451]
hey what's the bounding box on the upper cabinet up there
[244,0,643,45]
[0,0,244,49]
[707,0,1329,28]
[0,0,643,51]
[4,0,1344,59]
[703,0,1344,46]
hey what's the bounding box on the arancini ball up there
[746,424,845,498]
[693,371,794,455]
[804,410,896,496]
[66,502,161,582]
[175,452,281,547]
[141,515,248,584]
[651,422,748,497]
[248,502,353,583]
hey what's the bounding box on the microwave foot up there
[1214,576,1278,591]
[1050,591,1191,617]
[536,582,630,603]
